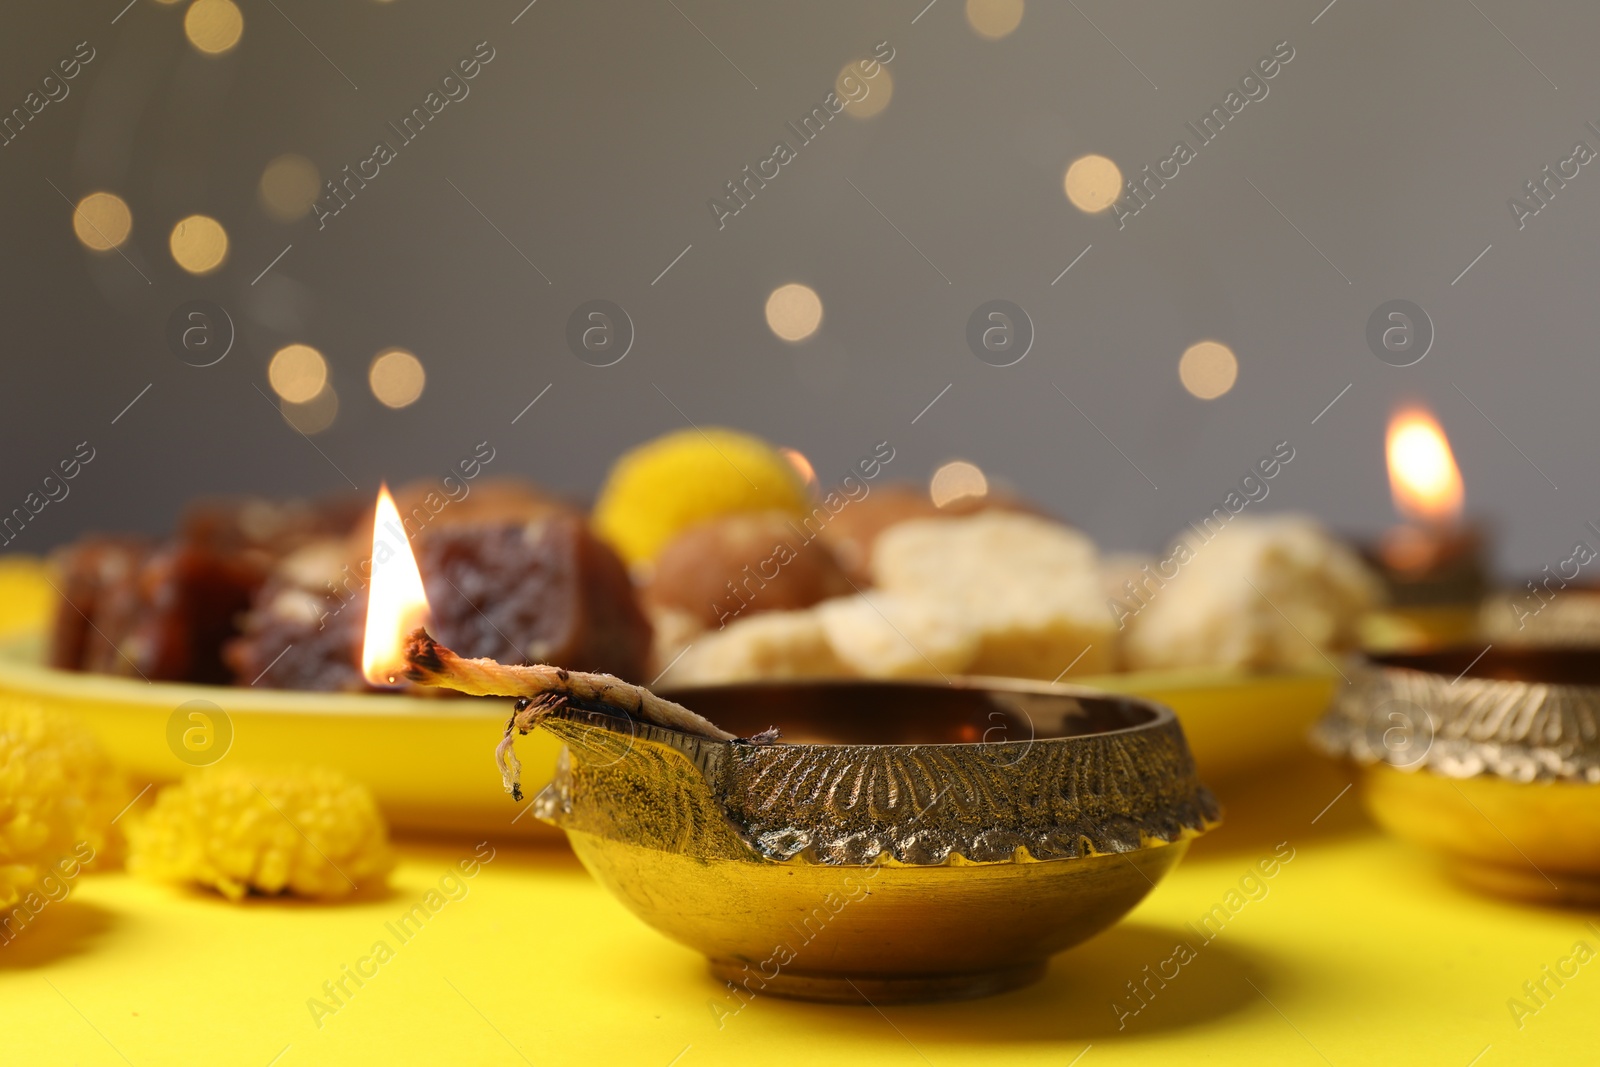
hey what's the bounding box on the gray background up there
[1,0,1593,577]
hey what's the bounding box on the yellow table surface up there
[6,752,1596,1066]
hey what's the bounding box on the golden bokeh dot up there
[966,0,1025,39]
[185,0,244,55]
[169,215,228,275]
[72,192,132,251]
[764,283,823,343]
[281,384,339,435]
[836,62,893,119]
[778,447,817,493]
[259,154,321,222]
[1178,341,1239,400]
[930,460,989,508]
[268,344,329,404]
[368,349,426,409]
[1064,154,1122,213]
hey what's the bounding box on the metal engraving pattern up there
[534,698,1219,866]
[1314,658,1600,783]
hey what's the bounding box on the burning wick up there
[361,483,434,687]
[401,629,780,801]
[358,483,777,800]
[1380,407,1468,576]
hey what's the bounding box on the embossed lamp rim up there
[534,677,1221,868]
[1313,645,1600,784]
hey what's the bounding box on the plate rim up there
[0,627,1338,722]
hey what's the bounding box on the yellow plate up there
[0,631,1333,829]
[0,557,1336,832]
[1071,665,1340,780]
[0,630,561,839]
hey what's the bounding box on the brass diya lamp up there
[359,481,1219,1000]
[1481,574,1600,646]
[401,635,1219,1002]
[1360,407,1489,652]
[1314,645,1600,905]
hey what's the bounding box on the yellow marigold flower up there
[128,765,393,901]
[593,428,810,566]
[47,706,130,867]
[0,698,123,910]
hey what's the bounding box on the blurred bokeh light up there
[1178,341,1239,400]
[71,192,132,252]
[931,460,989,507]
[837,61,893,119]
[1064,155,1122,213]
[259,155,321,223]
[184,0,244,55]
[168,215,229,275]
[966,0,1025,40]
[765,284,823,342]
[281,385,339,435]
[268,344,329,404]
[779,446,818,493]
[369,349,426,409]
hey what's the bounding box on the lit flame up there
[1386,407,1463,525]
[361,483,432,686]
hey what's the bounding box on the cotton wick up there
[401,628,779,800]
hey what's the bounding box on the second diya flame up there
[1386,406,1464,527]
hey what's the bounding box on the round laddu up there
[647,511,852,629]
